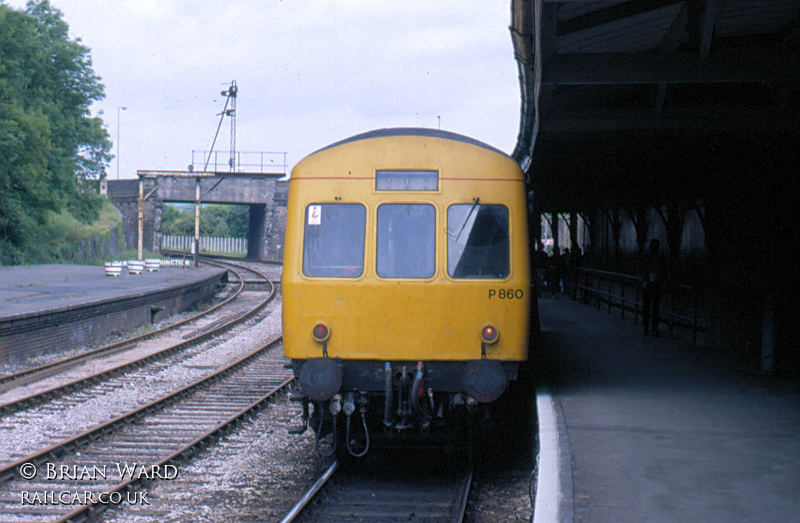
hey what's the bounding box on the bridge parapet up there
[137,170,283,205]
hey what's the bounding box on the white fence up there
[161,235,247,255]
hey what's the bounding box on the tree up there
[0,0,111,263]
[161,205,196,236]
[161,204,249,238]
[204,204,249,238]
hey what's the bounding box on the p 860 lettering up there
[489,288,524,300]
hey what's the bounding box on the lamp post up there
[116,106,127,179]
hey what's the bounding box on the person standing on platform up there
[640,239,665,336]
[532,241,548,298]
[546,247,560,298]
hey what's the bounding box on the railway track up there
[283,453,473,523]
[0,259,244,391]
[0,260,277,467]
[0,259,269,400]
[0,336,291,522]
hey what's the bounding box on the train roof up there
[307,128,510,159]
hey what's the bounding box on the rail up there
[0,260,274,414]
[280,460,340,523]
[0,337,289,522]
[573,267,703,347]
[284,458,473,522]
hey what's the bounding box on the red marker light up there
[481,325,499,344]
[312,323,329,342]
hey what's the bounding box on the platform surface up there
[0,264,223,319]
[536,296,800,523]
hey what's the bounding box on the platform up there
[0,264,226,364]
[534,296,800,523]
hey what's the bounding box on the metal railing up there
[573,268,704,347]
[190,150,287,174]
[161,234,247,256]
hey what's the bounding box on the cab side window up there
[447,204,510,279]
[303,203,366,278]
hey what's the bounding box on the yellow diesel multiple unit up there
[282,128,531,456]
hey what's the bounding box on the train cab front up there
[280,128,532,457]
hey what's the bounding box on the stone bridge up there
[105,173,288,260]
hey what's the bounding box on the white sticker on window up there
[308,205,322,225]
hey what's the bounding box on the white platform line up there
[534,387,561,523]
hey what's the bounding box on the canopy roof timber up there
[511,0,800,212]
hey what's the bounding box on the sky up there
[5,0,521,179]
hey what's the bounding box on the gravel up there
[0,290,282,467]
[101,392,333,522]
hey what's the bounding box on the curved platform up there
[535,297,800,523]
[0,264,226,364]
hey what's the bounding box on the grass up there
[38,198,239,265]
[45,199,122,243]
